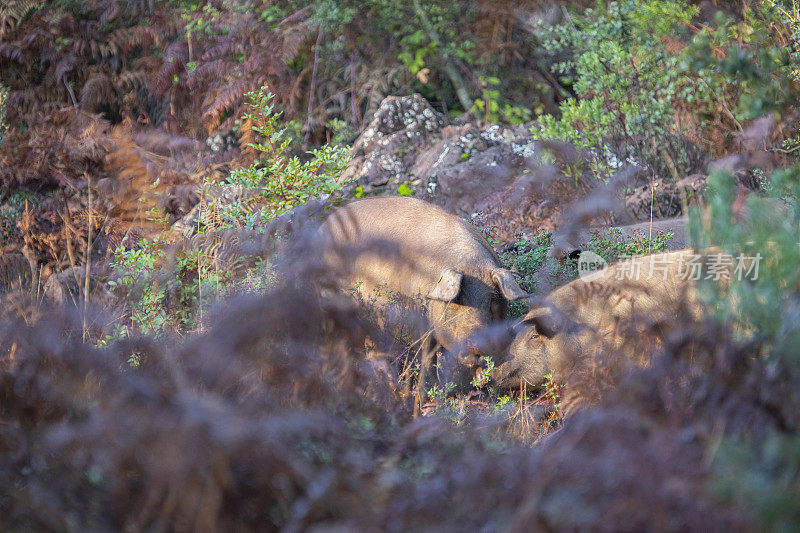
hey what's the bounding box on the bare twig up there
[83,175,94,342]
[304,26,323,143]
[64,78,78,109]
[411,0,474,111]
[59,190,81,291]
[768,144,800,154]
[350,53,360,127]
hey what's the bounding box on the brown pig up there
[320,196,528,410]
[493,249,717,391]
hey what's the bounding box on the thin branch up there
[411,0,474,111]
[304,25,323,142]
[350,52,360,127]
[59,190,81,290]
[83,175,94,342]
[64,78,78,108]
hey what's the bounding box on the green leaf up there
[397,183,414,196]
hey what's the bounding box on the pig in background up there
[492,249,721,395]
[550,216,689,263]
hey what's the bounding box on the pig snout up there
[456,345,484,367]
[455,322,517,367]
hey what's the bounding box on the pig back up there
[321,196,500,301]
[549,249,704,330]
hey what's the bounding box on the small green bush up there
[692,165,800,529]
[680,4,798,125]
[533,0,699,180]
[500,226,674,317]
[224,88,350,228]
[111,87,352,336]
[587,227,674,265]
[533,1,800,180]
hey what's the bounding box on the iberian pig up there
[321,196,528,410]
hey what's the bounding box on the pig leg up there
[415,335,441,416]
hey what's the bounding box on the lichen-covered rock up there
[342,94,543,218]
[412,124,540,215]
[43,267,113,306]
[342,94,448,188]
[205,129,238,153]
[432,144,536,216]
[351,94,447,154]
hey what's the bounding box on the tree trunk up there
[411,0,474,112]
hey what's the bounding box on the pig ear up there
[428,267,463,301]
[491,268,528,301]
[521,307,559,338]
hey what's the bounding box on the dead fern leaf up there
[202,80,247,133]
[0,0,37,38]
[0,43,23,63]
[80,73,116,112]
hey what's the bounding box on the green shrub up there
[765,0,800,81]
[680,4,798,125]
[587,227,674,265]
[533,1,800,180]
[223,88,350,228]
[690,166,800,353]
[692,166,800,528]
[533,0,698,180]
[111,87,351,336]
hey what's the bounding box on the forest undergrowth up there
[2,0,800,530]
